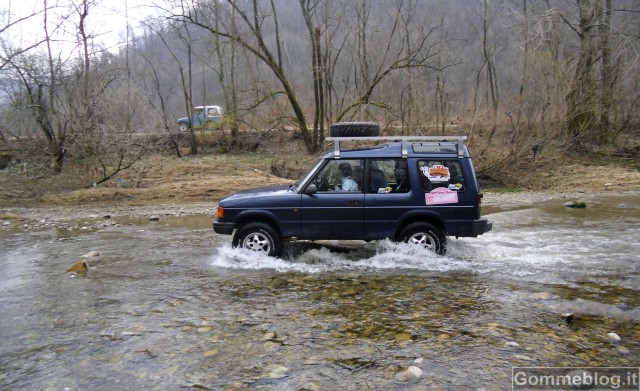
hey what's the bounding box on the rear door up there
[363,158,415,239]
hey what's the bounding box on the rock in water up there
[66,261,88,274]
[607,332,621,342]
[395,366,423,382]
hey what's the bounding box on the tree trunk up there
[566,0,600,149]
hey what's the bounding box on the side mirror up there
[305,184,318,195]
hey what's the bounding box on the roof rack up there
[325,136,468,159]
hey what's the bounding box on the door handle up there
[349,200,361,206]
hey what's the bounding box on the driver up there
[338,163,359,191]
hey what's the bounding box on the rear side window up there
[417,160,466,192]
[368,159,409,193]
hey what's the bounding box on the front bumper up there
[213,221,235,235]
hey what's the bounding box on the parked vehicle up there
[176,105,223,131]
[213,122,492,257]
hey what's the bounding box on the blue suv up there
[176,105,223,132]
[214,122,492,256]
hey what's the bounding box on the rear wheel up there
[178,123,188,132]
[232,222,283,257]
[398,222,447,255]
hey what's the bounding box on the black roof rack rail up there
[325,136,468,159]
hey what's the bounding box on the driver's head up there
[338,163,352,176]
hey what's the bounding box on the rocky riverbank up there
[2,189,639,231]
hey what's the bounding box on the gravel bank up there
[2,190,639,229]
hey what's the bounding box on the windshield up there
[292,157,324,192]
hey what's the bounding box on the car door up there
[363,158,415,240]
[299,159,365,240]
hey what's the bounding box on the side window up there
[310,159,363,192]
[368,159,409,193]
[417,160,466,192]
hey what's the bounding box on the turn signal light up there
[216,207,224,219]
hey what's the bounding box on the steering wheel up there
[314,174,329,191]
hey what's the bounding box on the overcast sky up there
[4,0,158,54]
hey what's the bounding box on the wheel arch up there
[234,211,283,236]
[394,213,446,240]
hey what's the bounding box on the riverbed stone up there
[66,261,88,274]
[616,346,630,355]
[261,364,288,379]
[395,365,423,382]
[607,332,621,342]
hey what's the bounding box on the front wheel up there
[397,222,447,255]
[178,123,188,132]
[232,222,283,257]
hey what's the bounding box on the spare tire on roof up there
[330,122,380,137]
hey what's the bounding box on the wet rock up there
[303,382,320,391]
[149,215,160,221]
[304,356,322,365]
[261,364,288,379]
[395,366,423,382]
[562,312,574,324]
[607,332,621,342]
[261,331,277,341]
[616,346,630,355]
[564,200,586,208]
[66,261,88,275]
[529,292,557,300]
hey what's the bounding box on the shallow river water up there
[1,193,639,390]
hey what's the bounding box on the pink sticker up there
[426,187,459,205]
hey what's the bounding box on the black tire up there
[232,222,283,257]
[178,123,188,132]
[397,222,447,255]
[330,122,380,137]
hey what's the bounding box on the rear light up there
[478,193,483,205]
[216,206,224,220]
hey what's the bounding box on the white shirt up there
[341,177,359,191]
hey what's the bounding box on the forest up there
[1,0,639,196]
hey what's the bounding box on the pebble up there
[505,341,520,348]
[395,366,423,382]
[607,332,621,342]
[616,346,630,355]
[66,261,88,274]
[261,364,288,379]
[82,251,100,258]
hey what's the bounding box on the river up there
[1,193,638,390]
